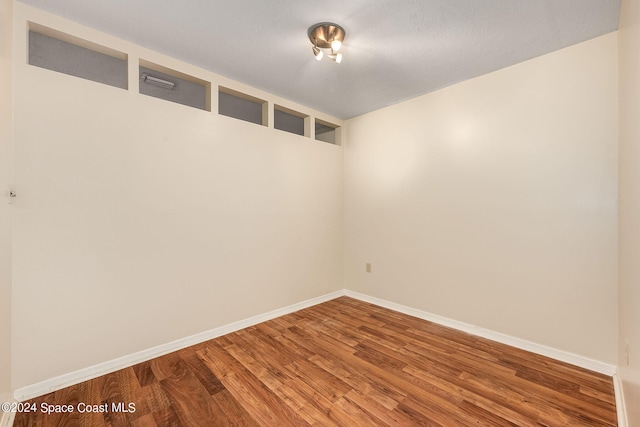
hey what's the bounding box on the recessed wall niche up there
[139,60,211,111]
[28,23,128,89]
[315,119,341,145]
[274,105,308,137]
[218,86,267,126]
[26,22,343,146]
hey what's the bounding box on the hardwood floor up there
[14,297,618,426]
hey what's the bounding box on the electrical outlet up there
[625,339,630,366]
[8,187,16,204]
[366,263,371,273]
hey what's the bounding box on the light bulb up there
[329,52,343,64]
[312,45,323,60]
[331,39,342,51]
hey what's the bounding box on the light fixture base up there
[308,22,345,50]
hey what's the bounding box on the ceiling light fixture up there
[308,22,345,64]
[141,73,175,89]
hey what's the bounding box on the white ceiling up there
[19,0,620,120]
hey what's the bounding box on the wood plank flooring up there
[13,297,618,426]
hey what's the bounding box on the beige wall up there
[11,4,343,389]
[0,0,13,404]
[618,0,640,423]
[345,33,619,364]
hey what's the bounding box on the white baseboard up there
[613,373,628,427]
[0,410,15,427]
[13,289,345,401]
[344,290,618,376]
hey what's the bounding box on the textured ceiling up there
[19,0,620,120]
